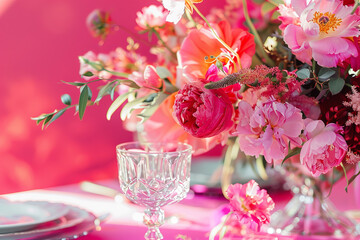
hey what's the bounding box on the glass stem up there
[143,207,165,240]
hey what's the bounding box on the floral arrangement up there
[33,0,360,234]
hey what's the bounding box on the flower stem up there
[241,0,274,66]
[152,29,177,60]
[192,5,242,71]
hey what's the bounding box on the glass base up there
[143,208,164,240]
[266,193,360,239]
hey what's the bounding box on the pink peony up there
[173,83,234,138]
[226,180,275,231]
[142,93,228,155]
[300,120,348,177]
[279,0,360,67]
[136,5,168,29]
[178,20,255,79]
[236,98,304,164]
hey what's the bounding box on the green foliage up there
[329,76,345,95]
[318,68,336,81]
[78,85,90,120]
[296,68,311,79]
[61,94,72,105]
[106,91,133,120]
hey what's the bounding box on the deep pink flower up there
[236,98,304,164]
[226,180,275,231]
[173,83,234,138]
[300,120,348,176]
[279,0,360,67]
[136,5,167,30]
[142,93,228,155]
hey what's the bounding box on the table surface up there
[2,179,360,240]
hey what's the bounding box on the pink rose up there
[236,98,304,164]
[226,180,275,231]
[173,83,234,138]
[300,120,348,177]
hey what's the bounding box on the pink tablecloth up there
[2,179,359,240]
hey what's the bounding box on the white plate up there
[0,200,69,234]
[0,204,97,240]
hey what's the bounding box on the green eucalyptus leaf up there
[296,68,311,79]
[95,80,117,103]
[61,94,72,105]
[61,81,86,86]
[42,114,54,129]
[329,77,345,95]
[156,66,173,79]
[79,85,89,120]
[119,79,141,89]
[318,68,336,80]
[106,91,132,120]
[121,95,151,121]
[138,92,169,122]
[46,108,67,127]
[82,71,94,77]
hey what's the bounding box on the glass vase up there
[267,165,360,239]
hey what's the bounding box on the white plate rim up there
[0,204,96,239]
[0,200,69,233]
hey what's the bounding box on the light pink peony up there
[236,98,304,164]
[279,0,360,67]
[136,5,167,29]
[226,180,275,231]
[300,119,348,177]
[79,51,113,80]
[173,83,234,138]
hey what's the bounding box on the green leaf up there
[46,108,67,127]
[42,114,54,129]
[106,91,132,120]
[261,2,277,15]
[119,79,140,89]
[282,147,301,165]
[329,77,345,95]
[95,80,117,103]
[79,85,89,120]
[318,68,336,80]
[138,92,169,121]
[79,57,103,71]
[61,81,86,86]
[156,66,173,80]
[61,94,72,105]
[267,0,284,6]
[82,71,94,77]
[121,95,151,121]
[296,68,311,79]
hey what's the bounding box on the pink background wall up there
[0,0,224,194]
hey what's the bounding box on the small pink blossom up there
[279,0,360,67]
[173,83,234,138]
[226,180,275,231]
[300,120,348,176]
[236,98,304,164]
[79,51,113,79]
[136,5,167,29]
[129,65,163,89]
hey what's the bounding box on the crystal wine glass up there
[116,142,192,240]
